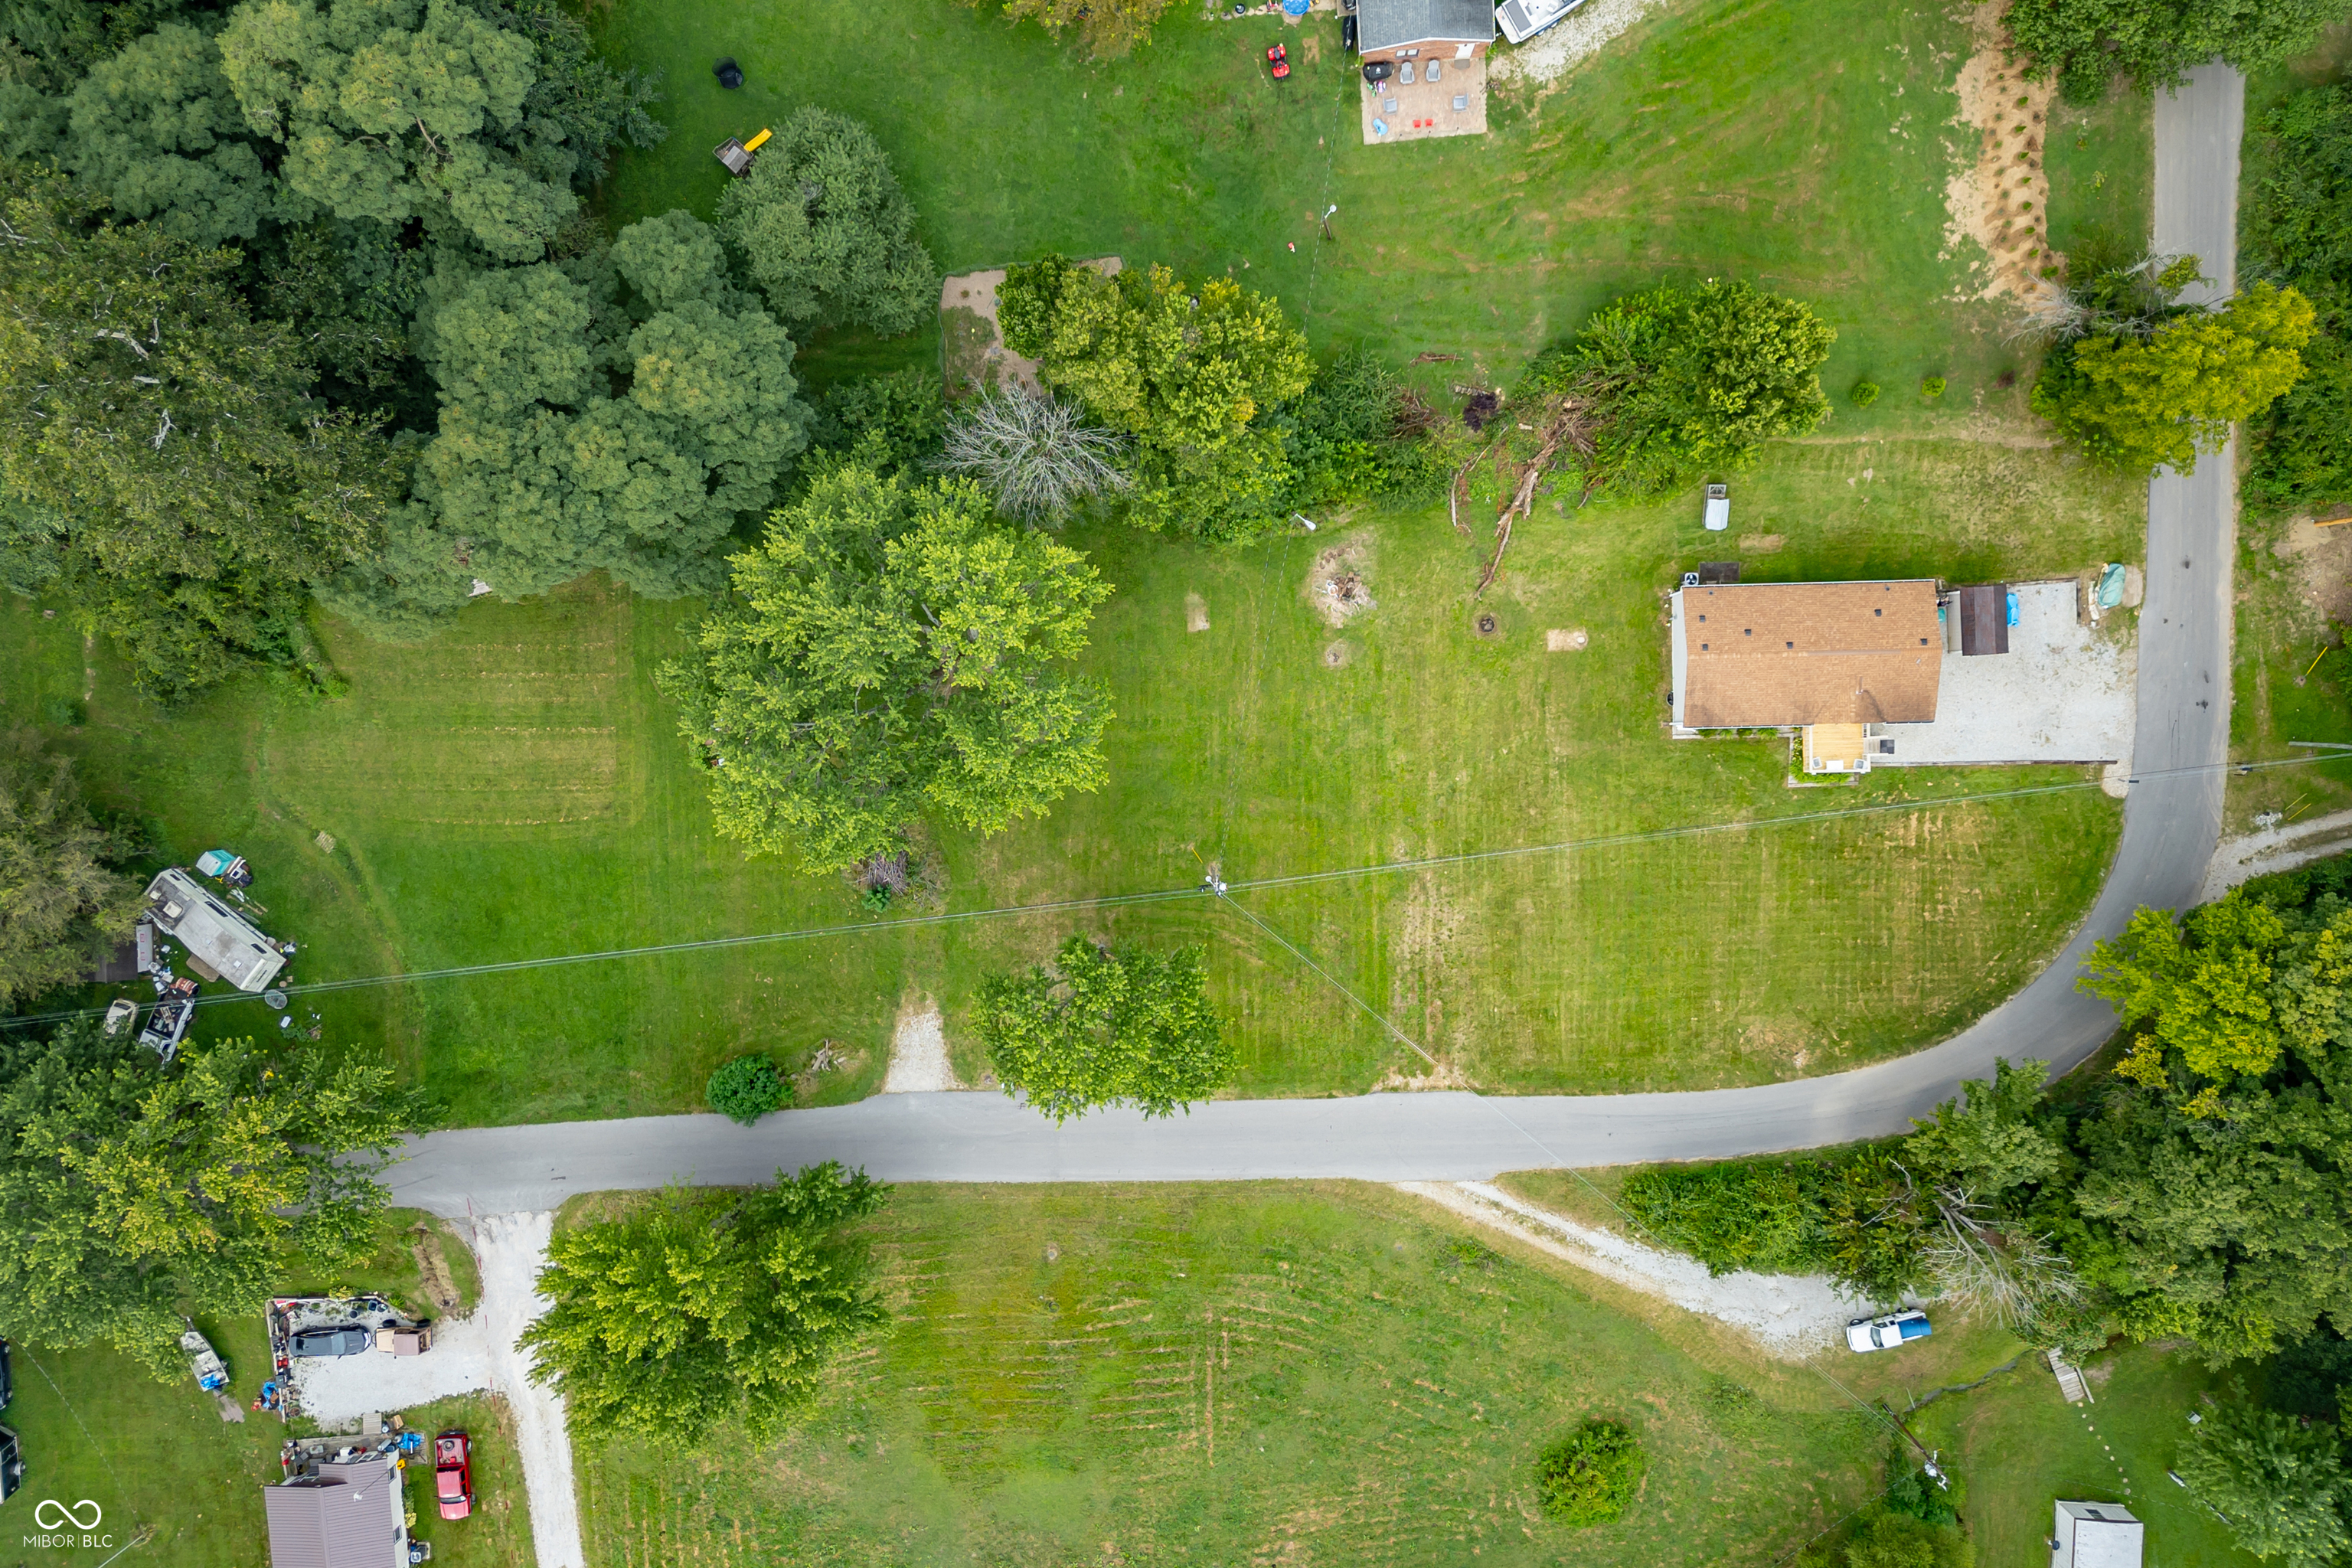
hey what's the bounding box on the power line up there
[1212,887,1436,1066]
[8,755,2341,1034]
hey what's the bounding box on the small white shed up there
[2051,1500,2143,1568]
[1703,482,1729,531]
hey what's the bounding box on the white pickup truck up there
[1846,1310,1933,1353]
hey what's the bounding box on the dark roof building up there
[1356,0,1496,56]
[263,1452,407,1568]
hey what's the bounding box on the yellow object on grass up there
[743,128,772,152]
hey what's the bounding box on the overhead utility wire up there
[7,751,2341,1033]
[1210,885,1438,1067]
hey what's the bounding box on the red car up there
[433,1431,473,1521]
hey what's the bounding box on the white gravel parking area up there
[286,1212,583,1568]
[1880,579,2135,768]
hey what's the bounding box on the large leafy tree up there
[2034,280,2315,475]
[972,935,1233,1122]
[322,209,808,632]
[0,740,142,1008]
[2175,1397,2352,1568]
[217,0,573,262]
[51,21,286,248]
[0,173,405,694]
[1519,277,1834,499]
[999,258,1312,540]
[0,1024,433,1378]
[658,464,1113,872]
[520,1164,888,1445]
[2245,85,2352,514]
[2073,890,2352,1355]
[2006,0,2352,102]
[715,106,936,338]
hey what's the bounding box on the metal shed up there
[2051,1500,2142,1568]
[1956,583,2011,656]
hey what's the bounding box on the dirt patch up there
[1737,534,1785,554]
[409,1223,462,1315]
[1943,0,2058,302]
[1319,639,1356,669]
[2273,517,2352,626]
[1370,1056,1477,1092]
[938,258,1122,397]
[883,995,958,1093]
[1305,538,1377,626]
[1544,627,1589,652]
[1184,592,1210,633]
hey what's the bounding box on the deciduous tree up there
[2245,84,2352,514]
[0,172,404,694]
[715,106,936,337]
[0,740,141,1008]
[218,0,572,261]
[520,1165,888,1444]
[998,258,1312,539]
[0,1024,433,1378]
[658,464,1112,871]
[971,935,1232,1122]
[1520,277,1834,499]
[321,210,808,632]
[2006,0,2352,102]
[2176,1397,2352,1568]
[2033,281,2315,474]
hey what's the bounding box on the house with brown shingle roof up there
[1669,579,1942,773]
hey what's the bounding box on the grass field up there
[0,1210,524,1568]
[2224,37,2352,833]
[3,0,2160,1117]
[595,0,2151,406]
[570,1181,1896,1567]
[8,428,2138,1114]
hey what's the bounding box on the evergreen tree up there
[520,1164,888,1444]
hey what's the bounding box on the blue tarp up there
[2006,592,2019,627]
[2097,561,2128,609]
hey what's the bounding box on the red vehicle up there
[1266,42,1289,80]
[433,1431,474,1521]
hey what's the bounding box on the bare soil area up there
[1944,0,2057,301]
[2273,515,2352,626]
[1305,539,1377,626]
[939,258,1122,397]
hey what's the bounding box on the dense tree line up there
[2245,82,2352,515]
[2007,0,2352,103]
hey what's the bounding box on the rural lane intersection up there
[390,66,2247,1215]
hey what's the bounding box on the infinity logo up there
[34,1499,102,1530]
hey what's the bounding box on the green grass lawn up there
[595,0,2144,413]
[571,1180,1892,1566]
[8,427,2138,1115]
[0,1209,525,1568]
[4,0,2159,1117]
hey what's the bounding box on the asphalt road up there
[387,67,2248,1220]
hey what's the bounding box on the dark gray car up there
[288,1325,370,1358]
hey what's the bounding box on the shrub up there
[1851,380,1882,407]
[1920,375,1948,400]
[1536,1419,1646,1525]
[707,1056,792,1124]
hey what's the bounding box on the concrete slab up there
[1880,579,2134,767]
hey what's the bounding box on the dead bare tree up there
[1921,1184,2080,1331]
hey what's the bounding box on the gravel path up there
[470,1212,583,1568]
[1398,1181,1875,1355]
